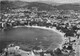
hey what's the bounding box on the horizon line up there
[0,0,80,4]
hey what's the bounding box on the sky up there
[0,0,80,3]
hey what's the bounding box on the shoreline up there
[13,25,65,49]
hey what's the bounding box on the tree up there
[54,48,62,54]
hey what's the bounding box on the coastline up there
[13,25,65,49]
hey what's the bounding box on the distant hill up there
[54,4,80,10]
[0,1,18,13]
[36,1,62,6]
[26,2,56,11]
[0,1,55,13]
[0,1,80,13]
[0,1,30,13]
[36,1,80,10]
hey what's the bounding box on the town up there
[0,1,80,56]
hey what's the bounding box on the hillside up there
[0,1,17,13]
[0,1,30,13]
[0,1,80,13]
[0,1,55,13]
[55,4,80,10]
[26,2,56,11]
